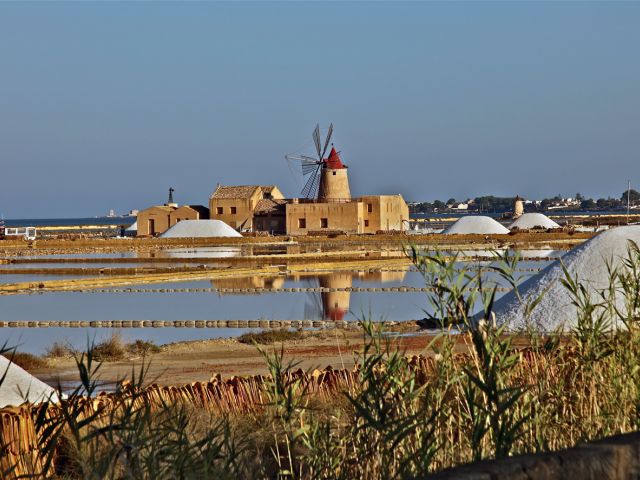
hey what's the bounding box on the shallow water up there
[0,249,559,354]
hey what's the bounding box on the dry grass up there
[90,333,127,362]
[7,352,47,371]
[44,342,74,359]
[238,329,304,345]
[126,339,161,356]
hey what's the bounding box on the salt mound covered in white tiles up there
[443,216,510,235]
[509,213,560,230]
[491,226,640,331]
[0,355,58,407]
[160,220,241,238]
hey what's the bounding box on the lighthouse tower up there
[318,147,351,201]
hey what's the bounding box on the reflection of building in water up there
[208,268,409,320]
[210,276,285,292]
[308,267,409,321]
[357,269,407,283]
[318,273,352,321]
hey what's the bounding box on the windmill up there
[286,123,349,200]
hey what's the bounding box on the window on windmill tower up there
[320,218,328,228]
[216,207,223,215]
[364,219,369,227]
[298,218,306,229]
[367,203,373,213]
[230,206,237,214]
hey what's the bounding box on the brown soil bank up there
[0,231,593,253]
[36,327,528,388]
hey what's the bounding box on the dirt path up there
[36,327,467,387]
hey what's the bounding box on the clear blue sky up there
[1,1,639,217]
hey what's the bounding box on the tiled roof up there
[211,185,261,199]
[254,198,287,215]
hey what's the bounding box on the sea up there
[3,217,136,228]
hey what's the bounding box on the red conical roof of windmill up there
[324,147,345,169]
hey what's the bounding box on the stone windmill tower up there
[286,123,351,201]
[513,195,524,219]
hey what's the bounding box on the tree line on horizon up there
[411,189,640,213]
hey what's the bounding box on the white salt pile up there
[160,220,242,238]
[443,216,510,235]
[490,226,640,331]
[509,213,560,230]
[0,355,58,407]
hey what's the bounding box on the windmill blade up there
[312,124,322,159]
[303,278,323,319]
[285,154,319,163]
[308,165,322,199]
[320,123,333,160]
[302,163,318,176]
[301,165,320,198]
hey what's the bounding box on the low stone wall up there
[429,431,640,480]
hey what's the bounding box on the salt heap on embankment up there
[442,216,510,235]
[509,212,560,230]
[160,220,242,238]
[0,355,58,407]
[490,226,640,331]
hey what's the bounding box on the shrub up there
[91,333,127,362]
[127,339,162,356]
[238,329,303,345]
[8,352,47,371]
[45,341,74,358]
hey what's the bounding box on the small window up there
[332,171,336,176]
[320,218,328,228]
[364,219,369,227]
[216,207,223,215]
[298,218,306,229]
[230,206,237,214]
[367,203,373,213]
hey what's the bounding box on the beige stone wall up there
[286,201,362,235]
[360,195,409,232]
[265,186,285,200]
[210,187,283,232]
[318,168,351,201]
[137,207,173,236]
[209,190,260,231]
[169,206,207,225]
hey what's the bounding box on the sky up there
[1,1,639,218]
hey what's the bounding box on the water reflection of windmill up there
[304,273,353,321]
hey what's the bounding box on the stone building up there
[209,185,284,232]
[136,191,209,236]
[207,146,408,235]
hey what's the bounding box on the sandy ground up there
[35,326,471,388]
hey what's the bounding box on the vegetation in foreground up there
[2,243,640,479]
[238,329,305,345]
